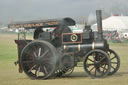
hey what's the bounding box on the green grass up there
[0,34,17,60]
[0,33,128,85]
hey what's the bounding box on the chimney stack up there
[96,10,103,40]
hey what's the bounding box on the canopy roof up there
[8,17,76,29]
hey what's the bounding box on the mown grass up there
[0,33,128,85]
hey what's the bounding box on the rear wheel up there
[83,49,111,78]
[20,40,58,79]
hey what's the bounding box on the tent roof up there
[92,16,128,31]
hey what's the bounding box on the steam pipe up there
[96,10,103,40]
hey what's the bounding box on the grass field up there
[0,33,128,85]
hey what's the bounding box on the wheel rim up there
[107,49,120,75]
[83,50,111,78]
[21,41,57,79]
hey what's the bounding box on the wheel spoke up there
[88,58,94,62]
[32,45,37,53]
[102,65,107,72]
[38,48,41,57]
[111,62,117,64]
[89,66,95,72]
[35,66,38,76]
[41,50,49,58]
[86,64,95,67]
[95,68,97,76]
[43,66,48,74]
[37,66,40,77]
[111,65,115,70]
[99,56,106,62]
[101,62,108,65]
[28,65,36,72]
[111,56,116,60]
[34,52,37,58]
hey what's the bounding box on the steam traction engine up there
[9,10,120,79]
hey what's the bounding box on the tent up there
[91,16,128,32]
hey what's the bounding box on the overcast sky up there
[0,0,127,24]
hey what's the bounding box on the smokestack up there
[96,10,103,40]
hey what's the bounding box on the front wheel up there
[83,49,111,78]
[107,49,120,75]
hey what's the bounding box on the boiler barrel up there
[63,40,109,52]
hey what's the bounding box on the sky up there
[0,0,127,24]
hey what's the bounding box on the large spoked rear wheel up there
[107,49,120,75]
[83,49,111,78]
[20,40,58,79]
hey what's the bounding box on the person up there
[33,28,44,39]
